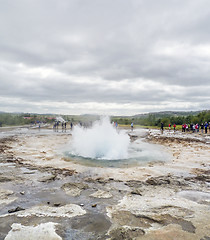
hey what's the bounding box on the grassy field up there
[119,124,183,131]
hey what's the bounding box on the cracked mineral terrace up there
[0,126,209,240]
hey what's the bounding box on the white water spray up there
[70,117,130,160]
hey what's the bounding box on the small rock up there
[90,190,112,199]
[80,204,84,207]
[92,204,97,208]
[53,203,61,207]
[62,182,89,197]
[109,226,145,240]
[131,189,142,196]
[38,175,56,182]
[96,178,108,184]
[23,171,36,175]
[8,206,25,213]
[146,176,170,185]
[20,191,25,195]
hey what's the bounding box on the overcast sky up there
[0,0,210,116]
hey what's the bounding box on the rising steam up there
[70,116,130,160]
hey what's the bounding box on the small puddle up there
[177,190,210,204]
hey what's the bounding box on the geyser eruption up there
[70,117,130,160]
[65,118,170,167]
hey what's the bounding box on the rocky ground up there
[0,127,209,240]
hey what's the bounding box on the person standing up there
[160,122,164,134]
[173,123,176,132]
[131,122,134,131]
[190,123,193,132]
[184,123,186,132]
[201,123,204,133]
[193,124,195,133]
[195,124,198,133]
[205,122,208,134]
[182,124,184,132]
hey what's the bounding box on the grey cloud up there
[0,0,210,114]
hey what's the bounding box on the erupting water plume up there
[70,116,130,160]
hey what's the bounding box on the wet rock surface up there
[61,182,89,196]
[0,130,210,239]
[109,226,145,240]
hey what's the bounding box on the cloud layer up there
[0,0,210,115]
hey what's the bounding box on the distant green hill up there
[133,110,202,119]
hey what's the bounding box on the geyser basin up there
[64,117,170,168]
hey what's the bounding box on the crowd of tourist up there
[53,121,73,131]
[167,122,210,134]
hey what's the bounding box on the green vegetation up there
[0,113,55,127]
[0,110,209,128]
[0,112,100,127]
[111,110,210,128]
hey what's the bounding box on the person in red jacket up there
[173,124,176,132]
